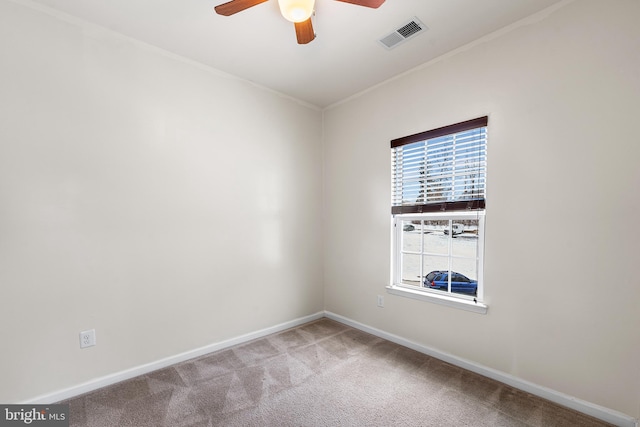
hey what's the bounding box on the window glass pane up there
[422,256,449,289]
[451,258,478,296]
[393,211,484,303]
[401,254,421,286]
[423,220,448,255]
[451,219,479,258]
[401,220,421,252]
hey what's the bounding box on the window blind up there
[391,117,487,214]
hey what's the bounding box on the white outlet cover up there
[80,329,96,348]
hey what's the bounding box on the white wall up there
[323,0,640,420]
[0,0,323,402]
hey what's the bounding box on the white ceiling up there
[25,0,564,108]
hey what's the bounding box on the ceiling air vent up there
[379,17,427,50]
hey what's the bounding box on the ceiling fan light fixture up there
[278,0,315,23]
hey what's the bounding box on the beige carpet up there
[61,318,612,426]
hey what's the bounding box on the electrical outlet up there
[79,329,96,349]
[377,295,384,308]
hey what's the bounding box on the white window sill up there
[386,284,488,314]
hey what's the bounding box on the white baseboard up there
[22,311,324,405]
[21,310,637,427]
[324,311,637,427]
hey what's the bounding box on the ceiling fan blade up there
[214,0,268,16]
[335,0,385,8]
[295,18,315,44]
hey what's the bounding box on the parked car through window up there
[424,271,477,296]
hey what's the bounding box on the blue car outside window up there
[424,271,477,296]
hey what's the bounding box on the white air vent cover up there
[379,17,427,50]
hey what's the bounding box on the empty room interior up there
[1,0,639,425]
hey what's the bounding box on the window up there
[388,117,488,314]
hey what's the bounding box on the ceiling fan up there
[214,0,386,44]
